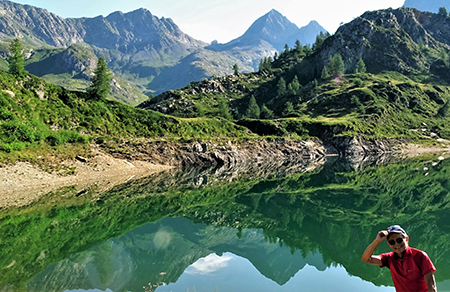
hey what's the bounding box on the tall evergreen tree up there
[288,75,300,95]
[277,77,287,96]
[321,66,330,80]
[88,57,111,101]
[8,38,27,76]
[295,40,303,53]
[282,101,295,117]
[245,95,260,119]
[218,100,233,120]
[356,58,367,74]
[439,6,448,17]
[260,104,274,119]
[324,54,345,78]
[233,63,239,75]
[258,57,272,72]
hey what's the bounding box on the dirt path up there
[0,148,173,209]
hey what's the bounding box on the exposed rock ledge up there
[105,136,426,168]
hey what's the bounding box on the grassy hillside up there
[0,71,257,163]
[140,68,450,141]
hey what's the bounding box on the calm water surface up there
[1,154,450,292]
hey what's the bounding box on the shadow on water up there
[1,152,450,291]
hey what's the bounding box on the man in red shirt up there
[361,225,437,292]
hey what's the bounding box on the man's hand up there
[361,230,387,266]
[376,230,389,243]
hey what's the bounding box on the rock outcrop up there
[103,138,402,168]
[297,7,450,81]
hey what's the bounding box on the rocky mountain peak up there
[301,6,449,82]
[0,0,83,46]
[242,9,300,44]
[211,9,327,52]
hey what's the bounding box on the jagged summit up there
[209,9,327,51]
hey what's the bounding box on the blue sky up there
[11,0,404,43]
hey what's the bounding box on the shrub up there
[1,121,36,143]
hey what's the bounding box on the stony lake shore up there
[1,138,449,209]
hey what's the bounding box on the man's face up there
[387,233,409,256]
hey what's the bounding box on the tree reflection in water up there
[1,153,449,291]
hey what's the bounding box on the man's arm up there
[361,231,388,266]
[424,271,437,292]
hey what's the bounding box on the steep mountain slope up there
[0,1,328,97]
[0,0,82,47]
[294,7,450,81]
[403,0,450,12]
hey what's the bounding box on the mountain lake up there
[1,153,450,292]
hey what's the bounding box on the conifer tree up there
[277,77,287,96]
[260,104,274,119]
[8,38,27,76]
[258,57,272,72]
[233,63,239,75]
[288,75,300,95]
[356,58,367,74]
[295,40,303,53]
[321,66,330,80]
[439,6,448,17]
[324,54,345,78]
[218,100,233,120]
[245,95,260,119]
[282,101,295,117]
[88,57,111,101]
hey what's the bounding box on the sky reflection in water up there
[162,252,395,292]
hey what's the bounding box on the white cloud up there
[187,253,233,275]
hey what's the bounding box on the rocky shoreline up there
[103,136,411,168]
[1,137,449,209]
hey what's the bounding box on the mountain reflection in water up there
[1,153,450,292]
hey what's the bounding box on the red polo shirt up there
[379,247,436,292]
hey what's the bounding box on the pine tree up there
[282,101,295,117]
[8,38,27,76]
[218,100,233,120]
[233,63,239,75]
[87,57,112,101]
[321,66,330,80]
[439,6,448,17]
[277,77,287,96]
[260,104,274,119]
[324,54,345,78]
[245,95,260,119]
[356,58,367,74]
[258,57,272,72]
[288,75,300,95]
[295,40,303,53]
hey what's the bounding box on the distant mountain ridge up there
[209,9,327,51]
[0,0,327,100]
